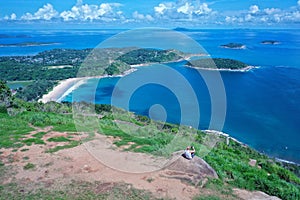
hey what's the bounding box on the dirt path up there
[0,126,200,200]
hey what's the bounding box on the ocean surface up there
[1,29,299,163]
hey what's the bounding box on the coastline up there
[39,54,255,104]
[204,129,300,165]
[220,45,247,50]
[38,68,137,103]
[186,65,258,72]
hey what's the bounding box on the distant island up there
[0,34,30,38]
[261,40,280,45]
[173,27,191,32]
[0,42,60,47]
[220,43,246,49]
[186,58,253,71]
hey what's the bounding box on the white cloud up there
[21,3,58,20]
[194,3,212,15]
[154,3,174,15]
[249,5,259,14]
[132,11,153,21]
[60,2,123,22]
[154,1,213,21]
[264,8,280,15]
[177,2,193,15]
[10,13,17,20]
[4,13,17,20]
[222,1,300,26]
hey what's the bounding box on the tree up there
[0,80,13,113]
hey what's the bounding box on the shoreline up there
[186,65,258,72]
[39,53,207,103]
[204,129,300,165]
[38,68,137,103]
[39,56,256,103]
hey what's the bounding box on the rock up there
[233,188,281,200]
[160,155,218,186]
[249,159,257,167]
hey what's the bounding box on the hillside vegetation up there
[187,58,248,70]
[0,81,299,200]
[0,48,183,101]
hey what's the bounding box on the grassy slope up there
[0,106,299,199]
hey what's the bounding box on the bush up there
[23,163,35,170]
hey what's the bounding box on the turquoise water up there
[1,29,299,163]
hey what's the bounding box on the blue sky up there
[1,0,300,28]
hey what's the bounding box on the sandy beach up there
[39,53,208,104]
[39,77,86,103]
[38,68,137,103]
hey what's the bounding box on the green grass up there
[45,141,81,153]
[0,180,160,200]
[23,163,35,170]
[0,113,34,148]
[0,101,299,200]
[22,138,45,146]
[194,196,221,200]
[47,136,71,142]
[32,132,48,139]
[204,140,300,200]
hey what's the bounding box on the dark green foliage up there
[118,48,182,65]
[23,163,35,170]
[220,43,245,48]
[105,61,130,75]
[23,138,45,145]
[45,141,81,153]
[15,80,57,101]
[187,58,248,70]
[0,80,13,111]
[47,136,70,142]
[95,104,112,113]
[105,62,120,75]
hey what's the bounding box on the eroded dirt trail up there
[1,126,200,200]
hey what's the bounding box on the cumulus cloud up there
[4,13,17,20]
[154,2,174,15]
[21,3,58,20]
[10,13,17,20]
[264,8,281,15]
[154,0,214,22]
[132,11,153,21]
[249,5,259,14]
[60,2,123,22]
[3,0,300,26]
[224,2,300,26]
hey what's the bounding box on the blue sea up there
[1,29,299,163]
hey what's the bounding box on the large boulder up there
[160,153,218,187]
[233,188,281,200]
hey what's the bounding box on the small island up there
[0,42,60,47]
[261,40,280,45]
[0,34,30,38]
[220,43,246,49]
[186,58,253,72]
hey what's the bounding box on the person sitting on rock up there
[184,146,195,160]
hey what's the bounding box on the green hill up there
[187,58,249,70]
[0,81,299,200]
